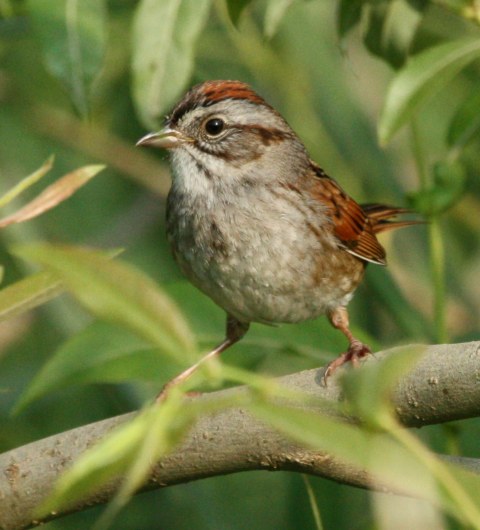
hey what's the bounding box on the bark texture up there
[1,341,480,530]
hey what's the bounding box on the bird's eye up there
[204,118,225,136]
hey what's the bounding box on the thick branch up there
[1,341,480,530]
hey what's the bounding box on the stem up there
[410,119,429,190]
[410,121,447,343]
[429,218,447,343]
[302,474,324,530]
[391,424,480,529]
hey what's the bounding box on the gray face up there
[166,97,311,196]
[170,98,291,161]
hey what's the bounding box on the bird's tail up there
[361,203,423,234]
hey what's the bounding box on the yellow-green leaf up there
[0,271,63,324]
[379,37,480,144]
[13,244,197,362]
[0,156,54,209]
[0,164,104,228]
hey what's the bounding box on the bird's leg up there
[156,315,249,402]
[323,306,372,380]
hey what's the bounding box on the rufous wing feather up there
[310,167,420,265]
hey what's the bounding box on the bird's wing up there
[310,166,387,265]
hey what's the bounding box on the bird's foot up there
[323,340,372,384]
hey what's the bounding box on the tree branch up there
[1,341,480,530]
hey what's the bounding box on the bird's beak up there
[136,128,192,149]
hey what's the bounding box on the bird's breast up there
[166,186,364,324]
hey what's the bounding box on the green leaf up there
[39,391,234,523]
[363,0,426,69]
[447,89,480,149]
[225,0,253,27]
[0,156,54,209]
[407,160,466,216]
[0,248,121,326]
[251,401,480,527]
[13,244,197,362]
[132,0,212,129]
[0,271,64,324]
[379,37,480,144]
[336,0,364,39]
[27,0,107,116]
[251,401,438,497]
[14,321,181,413]
[264,0,296,39]
[38,397,190,518]
[340,345,426,427]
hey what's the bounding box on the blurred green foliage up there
[1,0,480,528]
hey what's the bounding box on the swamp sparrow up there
[137,80,418,395]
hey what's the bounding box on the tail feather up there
[361,203,423,234]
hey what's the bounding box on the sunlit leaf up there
[27,0,107,116]
[0,248,121,327]
[14,321,181,413]
[379,37,480,144]
[132,0,212,129]
[363,0,426,69]
[251,401,480,526]
[37,398,185,517]
[0,156,54,209]
[264,0,296,38]
[340,345,426,427]
[94,396,198,528]
[0,271,63,324]
[0,164,105,228]
[38,391,225,522]
[13,244,197,362]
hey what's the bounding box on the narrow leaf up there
[251,401,480,525]
[94,396,196,528]
[264,0,295,39]
[14,321,180,413]
[340,345,426,426]
[13,244,196,362]
[0,156,54,209]
[0,249,120,326]
[27,0,107,115]
[132,0,212,129]
[37,404,173,515]
[0,271,63,324]
[0,164,105,228]
[379,37,480,144]
[38,394,198,519]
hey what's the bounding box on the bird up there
[136,80,418,397]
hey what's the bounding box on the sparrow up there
[137,80,418,395]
